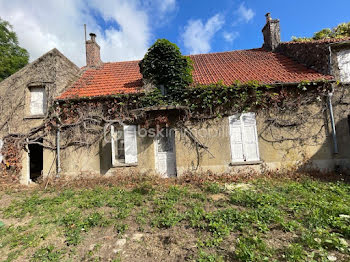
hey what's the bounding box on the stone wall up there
[0,48,80,137]
[262,19,280,51]
[276,41,330,75]
[0,48,80,184]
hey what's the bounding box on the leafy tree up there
[139,39,193,99]
[0,17,29,81]
[293,22,350,41]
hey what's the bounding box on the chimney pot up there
[262,13,281,51]
[86,32,102,67]
[89,33,96,42]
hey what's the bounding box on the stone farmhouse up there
[1,14,350,185]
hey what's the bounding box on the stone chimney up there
[86,33,102,67]
[262,13,281,51]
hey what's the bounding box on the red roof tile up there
[58,48,334,99]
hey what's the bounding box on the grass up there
[0,176,349,261]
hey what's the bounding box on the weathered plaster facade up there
[55,92,350,178]
[336,49,350,82]
[0,48,80,184]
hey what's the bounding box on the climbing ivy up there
[56,80,330,122]
[139,39,193,101]
[136,39,330,116]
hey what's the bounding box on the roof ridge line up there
[99,48,267,66]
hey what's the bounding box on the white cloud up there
[182,14,225,54]
[158,0,176,14]
[0,1,88,66]
[147,0,178,26]
[223,31,239,43]
[237,3,255,23]
[0,0,175,67]
[88,0,150,63]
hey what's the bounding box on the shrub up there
[139,39,193,102]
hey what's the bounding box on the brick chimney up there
[262,13,281,51]
[86,33,102,67]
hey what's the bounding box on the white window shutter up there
[242,113,260,161]
[110,125,117,166]
[30,87,47,115]
[229,115,244,162]
[0,139,3,163]
[123,125,138,164]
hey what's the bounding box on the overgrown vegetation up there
[0,175,349,261]
[292,22,350,41]
[139,38,193,102]
[0,17,29,82]
[56,80,329,120]
[0,38,334,183]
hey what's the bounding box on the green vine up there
[139,39,193,102]
[56,80,330,123]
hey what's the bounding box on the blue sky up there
[151,0,350,55]
[0,0,349,66]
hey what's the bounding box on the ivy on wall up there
[57,80,330,121]
[0,38,335,182]
[139,39,193,102]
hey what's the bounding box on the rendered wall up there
[56,92,350,178]
[59,134,156,177]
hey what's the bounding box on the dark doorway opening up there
[29,140,43,182]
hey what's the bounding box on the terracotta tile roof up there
[59,61,142,99]
[189,48,333,85]
[58,48,334,100]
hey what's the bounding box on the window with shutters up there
[29,86,47,116]
[111,125,138,166]
[229,112,260,163]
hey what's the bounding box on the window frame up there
[112,126,125,164]
[111,125,138,167]
[0,138,3,164]
[228,112,260,164]
[27,85,47,118]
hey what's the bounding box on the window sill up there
[24,115,45,120]
[229,160,263,166]
[113,162,138,168]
